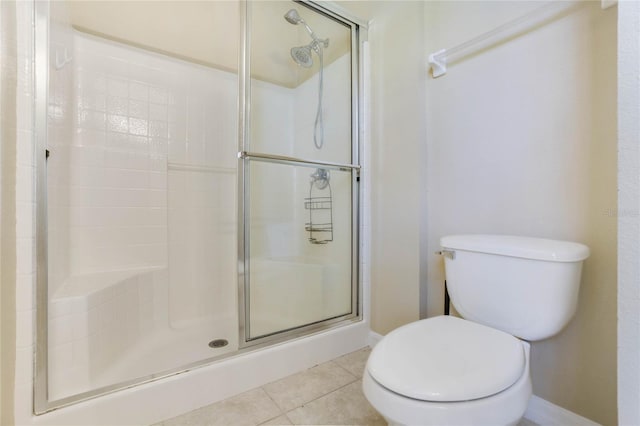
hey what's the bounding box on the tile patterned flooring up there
[156,348,381,426]
[155,347,539,426]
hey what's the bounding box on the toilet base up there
[363,341,532,426]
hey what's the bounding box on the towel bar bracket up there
[428,49,447,78]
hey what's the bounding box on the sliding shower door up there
[35,0,364,411]
[240,1,361,343]
[35,0,242,410]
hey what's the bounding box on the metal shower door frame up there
[237,0,368,348]
[32,0,368,413]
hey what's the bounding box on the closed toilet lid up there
[367,316,525,402]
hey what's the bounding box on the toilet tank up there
[440,235,590,341]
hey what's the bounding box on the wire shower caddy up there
[305,169,333,244]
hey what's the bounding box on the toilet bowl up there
[363,316,532,426]
[363,235,589,426]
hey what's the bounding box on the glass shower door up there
[241,1,360,342]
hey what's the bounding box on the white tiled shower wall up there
[65,32,170,276]
[48,268,167,399]
[59,29,240,280]
[47,30,240,398]
[46,25,355,399]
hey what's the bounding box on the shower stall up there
[34,0,366,413]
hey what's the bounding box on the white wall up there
[424,2,617,424]
[617,1,640,423]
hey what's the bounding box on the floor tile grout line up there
[261,384,288,416]
[262,359,361,413]
[153,349,372,426]
[285,375,361,416]
[294,360,361,409]
[262,388,284,426]
[282,411,294,425]
[285,379,385,426]
[332,348,371,377]
[257,411,292,426]
[327,359,360,382]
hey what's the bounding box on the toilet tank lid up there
[440,234,590,262]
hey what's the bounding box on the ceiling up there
[68,1,352,88]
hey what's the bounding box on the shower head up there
[284,9,329,68]
[285,9,328,151]
[284,8,328,48]
[284,9,303,25]
[291,45,314,68]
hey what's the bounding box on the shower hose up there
[314,46,324,150]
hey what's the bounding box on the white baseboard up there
[368,331,599,426]
[368,331,383,347]
[523,395,600,425]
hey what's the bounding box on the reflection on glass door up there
[40,0,240,406]
[247,161,354,339]
[242,1,360,343]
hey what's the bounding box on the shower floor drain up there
[208,339,229,348]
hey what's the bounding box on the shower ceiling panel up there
[67,0,350,88]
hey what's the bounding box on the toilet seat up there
[367,316,525,402]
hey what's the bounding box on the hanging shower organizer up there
[305,168,333,244]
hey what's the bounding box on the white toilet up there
[363,234,590,426]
